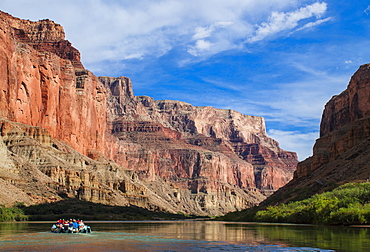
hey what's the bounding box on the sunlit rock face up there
[0,116,177,212]
[0,11,298,216]
[100,76,298,215]
[264,64,370,206]
[0,11,107,156]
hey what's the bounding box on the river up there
[0,221,369,251]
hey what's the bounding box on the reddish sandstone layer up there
[0,116,179,211]
[0,11,106,156]
[100,76,298,196]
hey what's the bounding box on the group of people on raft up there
[51,219,92,233]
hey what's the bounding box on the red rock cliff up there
[320,64,370,137]
[0,11,297,215]
[0,11,106,156]
[296,64,370,179]
[264,64,370,205]
[100,76,298,199]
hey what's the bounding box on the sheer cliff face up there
[264,64,370,205]
[320,64,370,137]
[0,11,297,215]
[296,64,370,179]
[0,11,106,156]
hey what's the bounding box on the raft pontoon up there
[51,224,92,233]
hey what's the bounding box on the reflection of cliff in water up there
[0,222,28,237]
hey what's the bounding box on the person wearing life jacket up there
[77,219,85,232]
[52,219,63,233]
[51,223,57,232]
[63,219,69,232]
[51,218,91,233]
[72,219,79,232]
[56,219,63,229]
[67,220,73,232]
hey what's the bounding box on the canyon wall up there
[0,11,297,215]
[0,11,106,156]
[296,64,370,179]
[100,77,297,193]
[263,64,370,205]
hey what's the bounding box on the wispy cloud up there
[188,39,213,56]
[0,0,340,161]
[294,17,332,32]
[267,129,318,160]
[187,21,234,56]
[0,0,330,69]
[365,5,370,15]
[191,21,233,40]
[247,2,328,43]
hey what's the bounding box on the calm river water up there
[0,221,369,251]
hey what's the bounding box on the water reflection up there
[225,223,370,251]
[0,221,369,251]
[0,222,28,237]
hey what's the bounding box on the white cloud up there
[268,129,319,160]
[188,40,213,56]
[365,5,370,15]
[247,2,328,43]
[0,0,330,70]
[294,17,332,32]
[188,21,233,56]
[192,26,214,40]
[195,56,352,141]
[252,74,349,127]
[192,22,233,40]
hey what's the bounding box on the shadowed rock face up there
[320,64,370,138]
[296,64,370,179]
[263,64,370,205]
[0,11,297,215]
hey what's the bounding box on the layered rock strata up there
[0,11,106,156]
[0,11,297,215]
[264,64,370,205]
[297,64,370,179]
[0,116,179,212]
[99,77,297,214]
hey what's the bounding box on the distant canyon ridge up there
[0,11,298,216]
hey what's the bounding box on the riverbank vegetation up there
[221,182,370,225]
[0,205,28,222]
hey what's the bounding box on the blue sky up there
[2,0,370,160]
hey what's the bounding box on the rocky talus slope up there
[263,64,370,205]
[0,11,297,216]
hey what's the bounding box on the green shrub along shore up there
[0,205,28,222]
[221,182,370,225]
